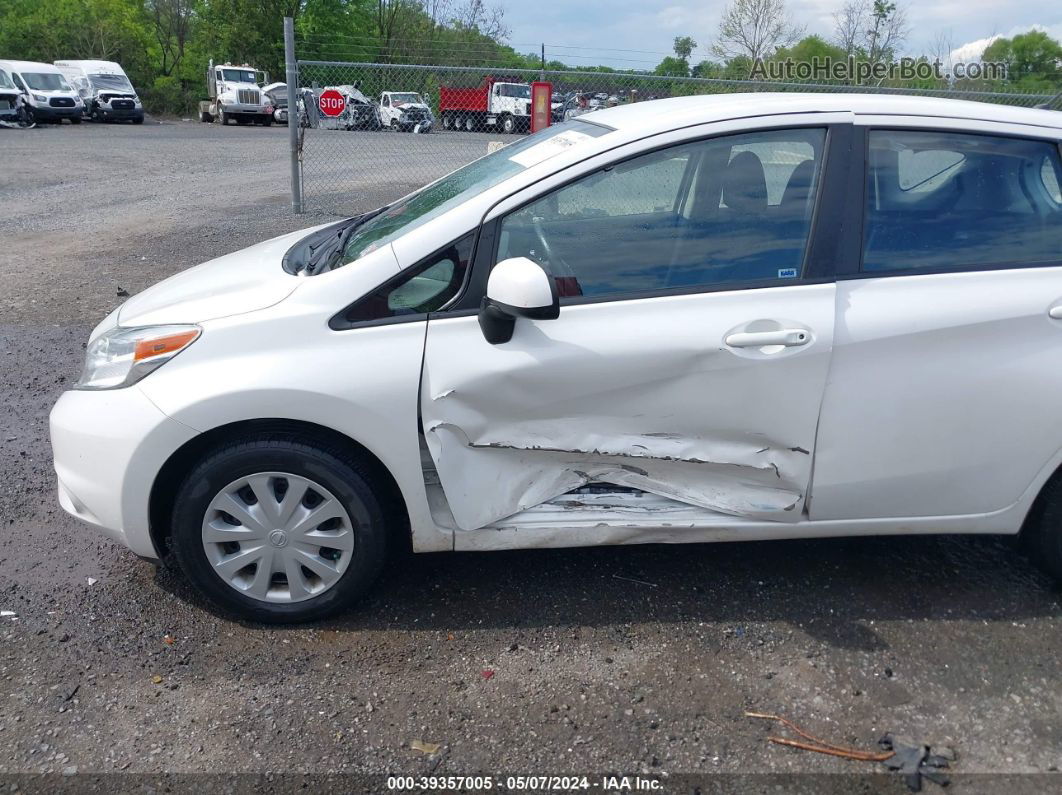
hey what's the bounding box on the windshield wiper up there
[303,206,388,276]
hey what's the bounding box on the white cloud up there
[951,22,1062,63]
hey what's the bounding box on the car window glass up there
[1044,154,1062,203]
[863,130,1062,272]
[496,128,826,300]
[726,141,816,205]
[12,74,26,90]
[341,233,474,323]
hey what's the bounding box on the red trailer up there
[439,76,532,134]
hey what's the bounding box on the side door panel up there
[811,127,1062,520]
[422,286,835,531]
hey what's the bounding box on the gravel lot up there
[2,120,1062,792]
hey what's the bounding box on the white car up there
[50,93,1062,623]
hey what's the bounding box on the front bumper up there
[32,105,82,120]
[98,106,143,120]
[50,387,198,559]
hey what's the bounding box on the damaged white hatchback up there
[51,93,1062,622]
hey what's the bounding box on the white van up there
[0,59,82,124]
[54,59,143,123]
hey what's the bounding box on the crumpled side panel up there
[420,285,834,532]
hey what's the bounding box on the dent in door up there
[420,335,816,531]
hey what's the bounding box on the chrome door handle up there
[1049,306,1062,319]
[725,329,810,348]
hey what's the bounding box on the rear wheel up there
[1021,471,1062,581]
[464,115,475,132]
[70,116,81,125]
[442,113,452,130]
[170,436,391,623]
[199,110,211,123]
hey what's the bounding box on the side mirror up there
[478,257,559,345]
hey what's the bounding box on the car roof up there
[589,92,1062,133]
[0,59,63,73]
[54,59,125,74]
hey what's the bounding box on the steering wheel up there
[532,216,576,277]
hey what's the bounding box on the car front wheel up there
[170,436,390,623]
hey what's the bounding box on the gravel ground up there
[2,120,1062,792]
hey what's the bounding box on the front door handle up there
[725,329,810,348]
[1049,306,1062,319]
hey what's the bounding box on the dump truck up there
[199,60,273,126]
[439,76,530,133]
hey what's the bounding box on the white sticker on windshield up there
[508,130,594,169]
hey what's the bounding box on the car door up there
[420,124,852,532]
[811,125,1062,521]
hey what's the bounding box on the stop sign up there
[318,89,345,117]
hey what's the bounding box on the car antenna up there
[1034,88,1062,110]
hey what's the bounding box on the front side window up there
[495,128,826,299]
[336,119,611,268]
[340,234,474,324]
[864,130,1062,272]
[0,70,14,90]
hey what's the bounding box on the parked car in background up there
[54,59,143,123]
[314,85,381,131]
[0,65,27,126]
[0,60,82,124]
[198,61,273,126]
[262,82,288,123]
[379,91,433,132]
[49,94,1062,623]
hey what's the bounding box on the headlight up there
[75,325,201,390]
[32,94,46,102]
[134,97,142,106]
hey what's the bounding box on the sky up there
[499,0,1062,69]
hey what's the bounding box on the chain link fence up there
[290,59,1058,215]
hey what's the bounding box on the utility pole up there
[283,17,303,214]
[541,43,546,79]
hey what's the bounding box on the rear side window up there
[864,130,1062,272]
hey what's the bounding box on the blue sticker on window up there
[777,268,798,279]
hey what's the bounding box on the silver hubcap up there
[202,472,355,603]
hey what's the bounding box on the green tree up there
[983,30,1062,89]
[654,56,690,77]
[673,36,697,61]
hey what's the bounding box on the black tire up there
[1020,470,1062,580]
[132,116,144,125]
[262,117,272,127]
[199,110,211,123]
[464,115,475,132]
[442,113,452,130]
[70,116,81,125]
[217,107,227,125]
[170,435,392,623]
[500,113,514,134]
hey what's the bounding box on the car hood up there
[117,225,331,327]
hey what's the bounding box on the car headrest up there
[723,151,768,214]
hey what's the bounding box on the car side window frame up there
[329,229,480,330]
[452,123,852,309]
[848,127,1062,279]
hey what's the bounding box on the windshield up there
[0,70,14,90]
[337,120,612,268]
[504,84,531,98]
[90,73,133,92]
[23,72,72,91]
[389,93,423,104]
[222,69,256,83]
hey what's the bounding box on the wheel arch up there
[148,418,410,559]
